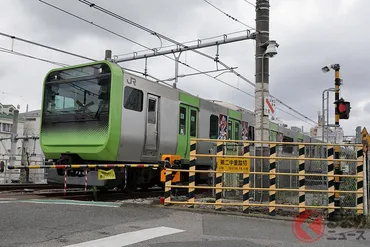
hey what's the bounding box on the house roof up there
[1,104,15,108]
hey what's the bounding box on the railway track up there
[0,183,209,203]
[0,183,81,192]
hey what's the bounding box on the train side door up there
[144,94,159,156]
[176,104,198,160]
[226,118,240,153]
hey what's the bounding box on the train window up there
[234,122,240,140]
[190,110,197,137]
[228,120,232,140]
[282,136,294,153]
[179,107,186,135]
[147,99,156,124]
[209,115,218,139]
[124,86,143,112]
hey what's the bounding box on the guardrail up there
[163,138,367,220]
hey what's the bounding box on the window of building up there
[124,86,143,112]
[209,115,218,139]
[179,107,186,135]
[1,123,12,132]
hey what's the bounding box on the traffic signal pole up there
[333,65,341,220]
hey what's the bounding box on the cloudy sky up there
[0,0,368,136]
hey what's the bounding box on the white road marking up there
[65,226,185,247]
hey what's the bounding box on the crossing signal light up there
[336,100,350,119]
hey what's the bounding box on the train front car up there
[40,61,126,189]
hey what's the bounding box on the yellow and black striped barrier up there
[243,142,250,213]
[164,168,172,206]
[269,143,277,216]
[187,140,197,208]
[7,164,160,169]
[356,146,364,215]
[215,141,224,211]
[162,138,365,220]
[298,144,305,213]
[327,145,335,219]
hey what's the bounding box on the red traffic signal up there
[336,100,350,119]
[338,103,347,113]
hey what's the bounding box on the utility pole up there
[9,109,19,183]
[333,64,342,220]
[255,0,270,202]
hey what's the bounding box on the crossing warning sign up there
[216,157,250,172]
[264,96,276,117]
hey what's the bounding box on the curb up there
[151,204,294,222]
[150,203,370,228]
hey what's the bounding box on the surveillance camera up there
[321,65,331,73]
[265,43,278,57]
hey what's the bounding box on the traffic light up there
[336,99,350,119]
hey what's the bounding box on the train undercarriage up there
[46,154,198,192]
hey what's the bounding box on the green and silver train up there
[41,60,324,190]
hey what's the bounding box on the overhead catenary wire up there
[76,0,256,85]
[0,40,314,127]
[204,0,255,30]
[243,0,256,7]
[39,1,254,89]
[0,47,69,67]
[75,0,317,125]
[0,31,95,62]
[38,0,318,126]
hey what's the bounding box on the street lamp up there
[260,40,279,145]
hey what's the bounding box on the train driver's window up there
[209,115,219,139]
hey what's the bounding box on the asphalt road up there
[0,199,369,247]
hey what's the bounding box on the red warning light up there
[338,103,347,113]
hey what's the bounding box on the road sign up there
[216,157,250,172]
[264,96,276,117]
[292,210,325,243]
[361,127,370,152]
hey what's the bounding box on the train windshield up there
[42,63,111,123]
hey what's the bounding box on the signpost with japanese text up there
[216,157,250,173]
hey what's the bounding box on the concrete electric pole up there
[255,0,270,145]
[255,0,279,201]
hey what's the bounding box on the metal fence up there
[163,138,367,219]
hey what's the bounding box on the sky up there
[0,0,368,136]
